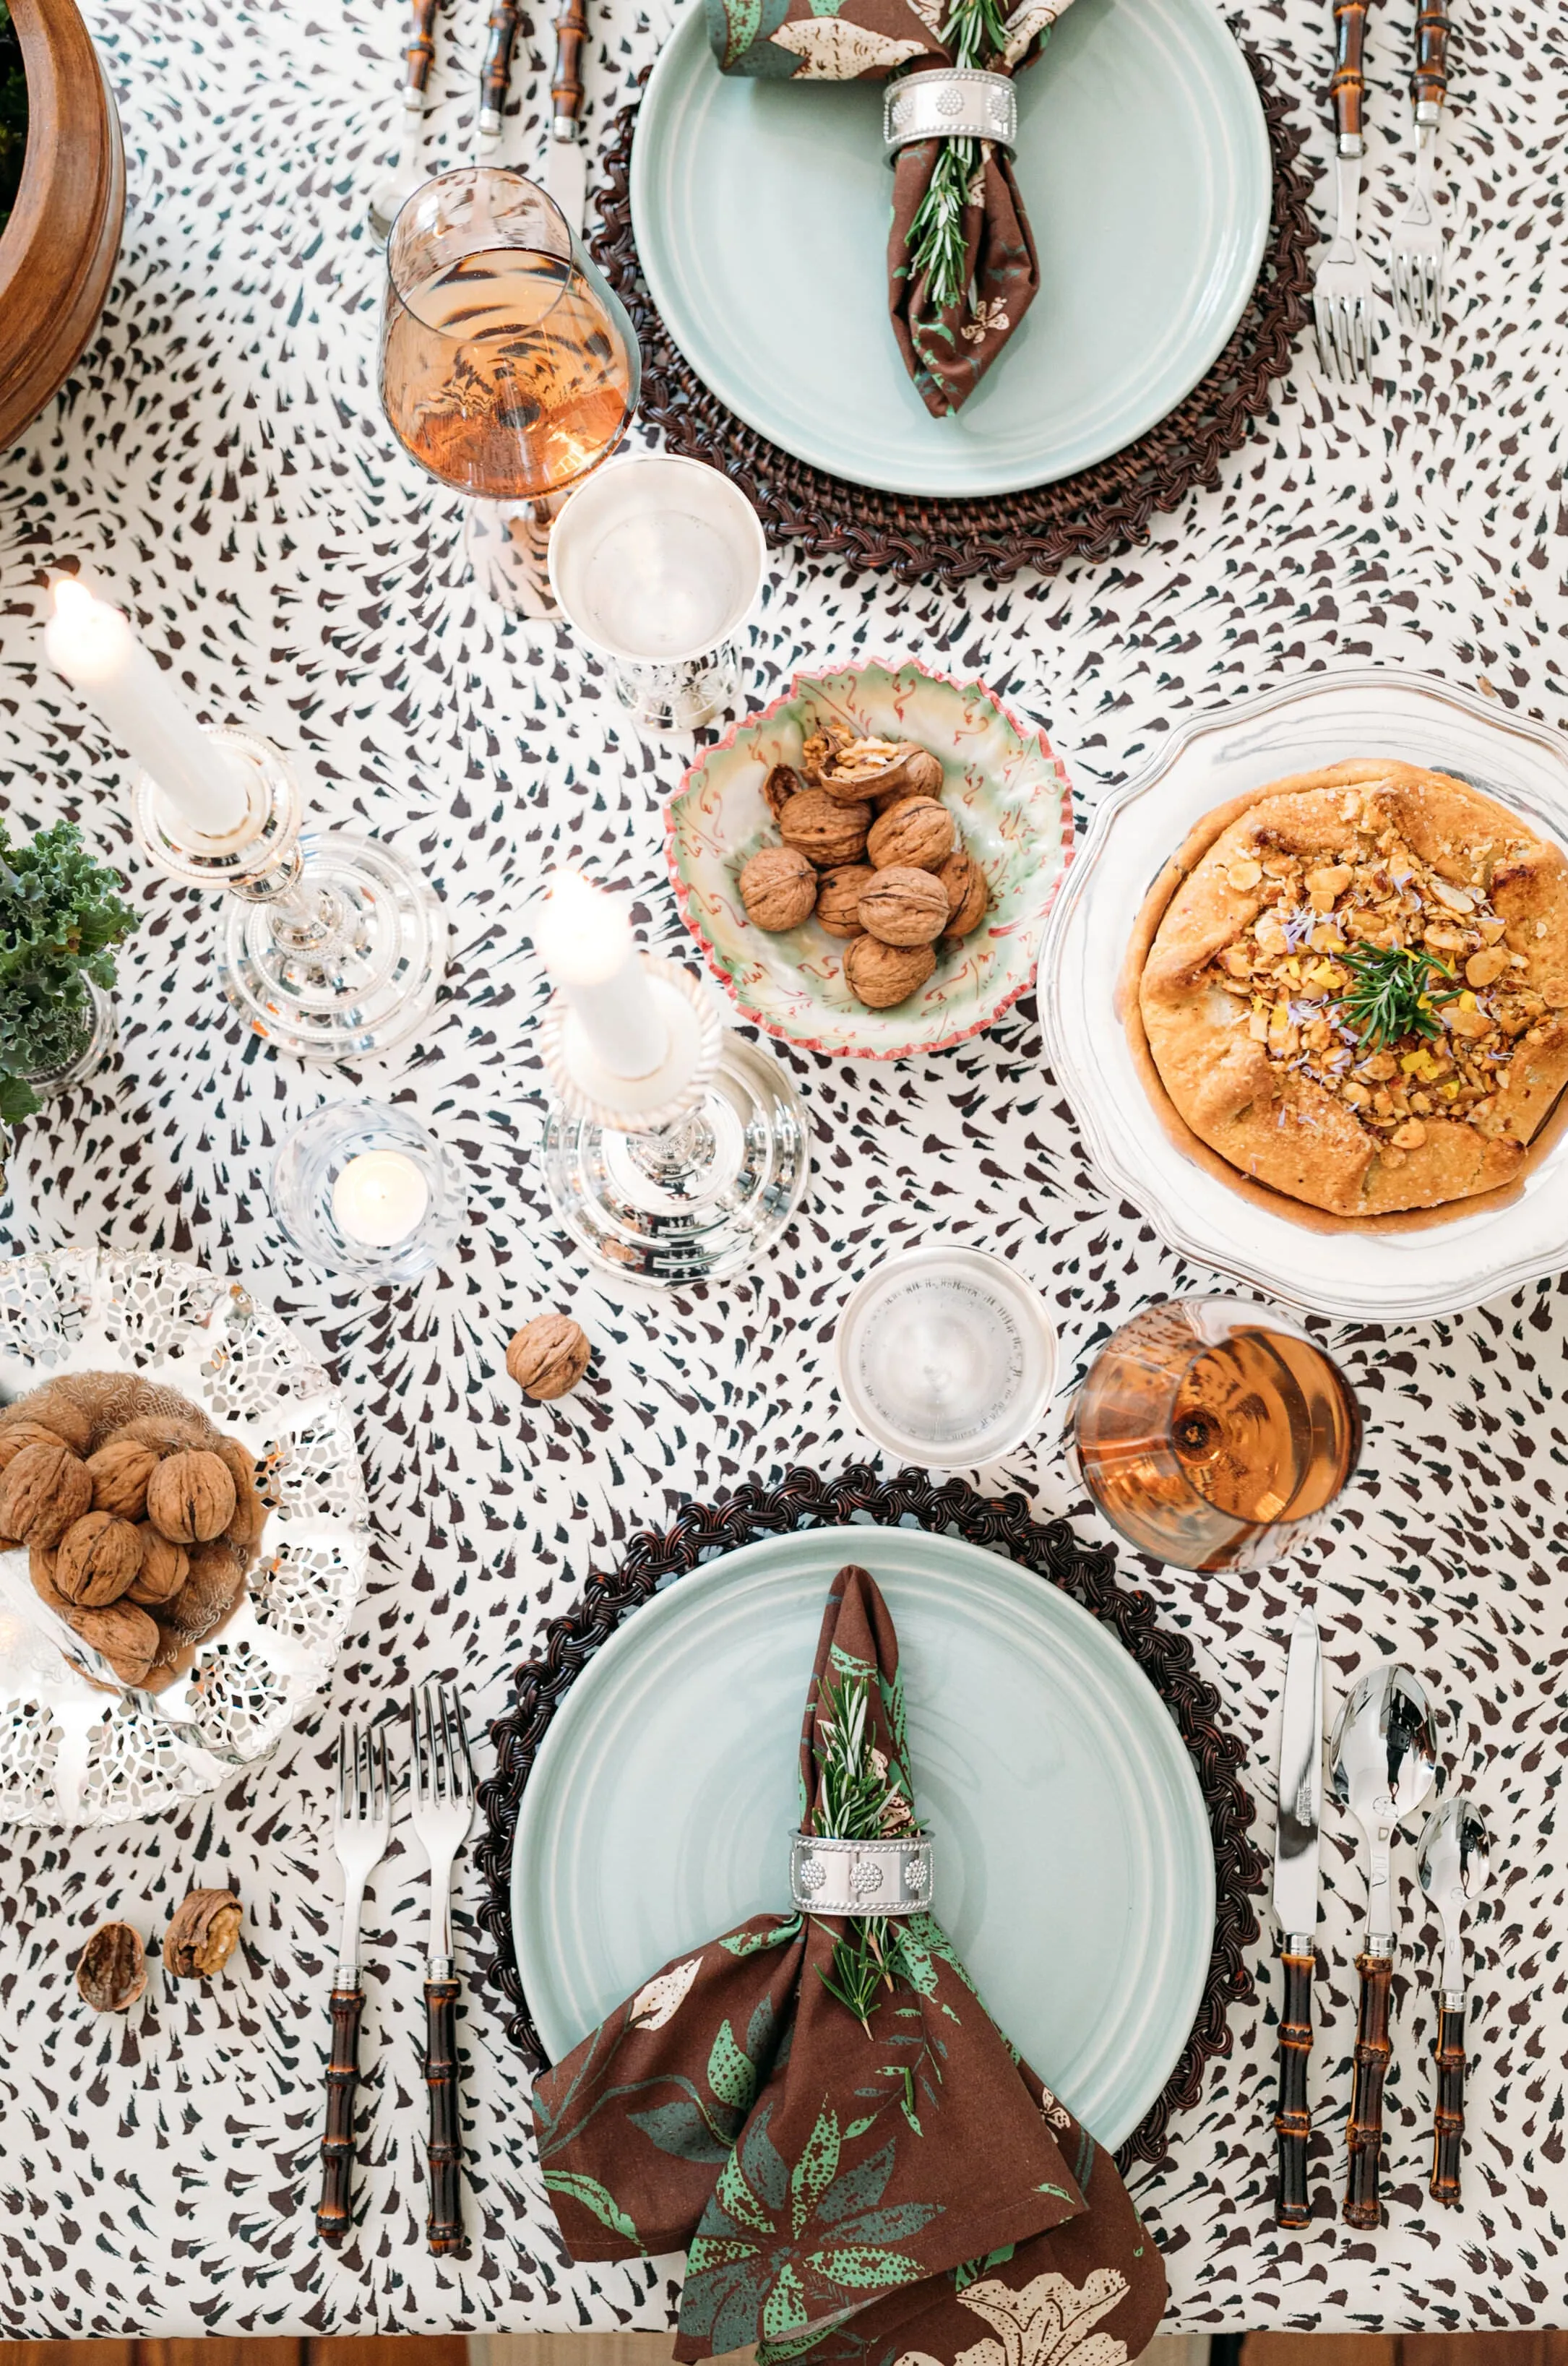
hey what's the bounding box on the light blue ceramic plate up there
[511,1525,1216,2149]
[629,0,1271,498]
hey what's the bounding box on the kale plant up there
[0,819,138,1121]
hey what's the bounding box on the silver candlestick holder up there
[132,725,448,1064]
[539,958,811,1288]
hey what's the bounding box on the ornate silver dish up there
[0,1246,369,1827]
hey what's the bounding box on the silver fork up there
[1391,0,1451,337]
[410,1682,477,2257]
[316,1722,392,2244]
[1314,0,1379,385]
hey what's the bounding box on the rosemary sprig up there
[905,0,1015,321]
[1333,942,1460,1051]
[810,1672,920,2036]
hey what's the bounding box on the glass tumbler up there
[1070,1295,1362,1572]
[379,167,642,617]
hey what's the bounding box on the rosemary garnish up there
[905,0,1015,320]
[1334,942,1460,1051]
[811,1672,918,2035]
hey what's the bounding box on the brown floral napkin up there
[533,1561,1167,2365]
[703,0,1077,418]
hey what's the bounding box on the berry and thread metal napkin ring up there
[882,68,1017,161]
[790,1831,934,1917]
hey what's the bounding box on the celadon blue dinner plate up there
[511,1525,1215,2150]
[629,0,1271,498]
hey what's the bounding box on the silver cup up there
[548,452,767,731]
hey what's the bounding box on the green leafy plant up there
[0,819,138,1122]
[0,3,27,237]
[810,1670,929,2042]
[905,0,1015,320]
[1333,942,1458,1052]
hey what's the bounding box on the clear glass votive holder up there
[547,451,767,731]
[272,1098,466,1285]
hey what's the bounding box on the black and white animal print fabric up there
[0,0,1560,2337]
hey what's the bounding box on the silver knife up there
[543,0,590,231]
[369,0,439,244]
[476,0,522,164]
[1272,1601,1322,2230]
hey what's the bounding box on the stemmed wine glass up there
[379,168,641,617]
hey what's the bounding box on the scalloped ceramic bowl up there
[666,661,1073,1060]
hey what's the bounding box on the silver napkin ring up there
[882,69,1017,160]
[790,1831,934,1917]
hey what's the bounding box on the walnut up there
[874,749,944,806]
[0,1419,72,1471]
[507,1314,591,1402]
[858,866,949,948]
[159,1541,246,1645]
[778,789,871,869]
[0,1440,92,1549]
[70,1599,160,1688]
[866,797,955,873]
[762,763,804,820]
[77,1921,147,2012]
[936,848,989,937]
[739,846,817,932]
[28,1546,71,1619]
[819,738,944,808]
[103,1414,215,1461]
[843,936,937,1009]
[145,1450,236,1544]
[126,1526,189,1606]
[800,726,851,783]
[0,1388,95,1457]
[27,1373,208,1455]
[163,1888,243,1980]
[816,865,874,940]
[209,1436,267,1562]
[85,1437,160,1522]
[54,1512,144,1608]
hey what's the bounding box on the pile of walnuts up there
[0,1372,266,1688]
[737,727,990,1010]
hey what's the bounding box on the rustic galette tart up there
[1137,760,1568,1216]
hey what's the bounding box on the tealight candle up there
[534,871,668,1080]
[44,578,250,839]
[331,1149,431,1247]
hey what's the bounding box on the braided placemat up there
[592,33,1314,587]
[474,1463,1265,2173]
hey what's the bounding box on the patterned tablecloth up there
[0,0,1562,2339]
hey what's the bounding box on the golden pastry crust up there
[1137,762,1568,1217]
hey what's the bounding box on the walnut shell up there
[0,1419,72,1471]
[209,1436,267,1562]
[103,1414,215,1461]
[85,1438,160,1522]
[0,1388,95,1457]
[778,788,871,869]
[820,739,944,808]
[816,865,874,940]
[0,1441,92,1549]
[55,1512,145,1608]
[739,845,817,932]
[936,848,989,937]
[843,935,937,1009]
[858,865,949,948]
[866,797,955,873]
[77,1921,147,2012]
[507,1314,591,1403]
[163,1887,243,1980]
[762,762,804,820]
[159,1541,246,1645]
[876,748,944,806]
[146,1450,236,1545]
[70,1599,160,1688]
[800,726,851,784]
[28,1546,72,1619]
[126,1526,190,1607]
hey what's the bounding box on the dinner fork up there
[316,1722,392,2244]
[1314,0,1379,385]
[1391,1,1451,336]
[410,1682,476,2256]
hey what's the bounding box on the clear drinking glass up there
[379,168,641,616]
[1070,1296,1362,1573]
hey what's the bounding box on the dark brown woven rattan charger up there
[475,1463,1265,2173]
[592,36,1313,586]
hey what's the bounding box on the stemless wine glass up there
[1070,1296,1361,1573]
[379,168,641,618]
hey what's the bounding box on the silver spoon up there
[1329,1664,1443,2229]
[1418,1794,1491,2208]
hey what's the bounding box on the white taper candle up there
[534,872,669,1080]
[43,579,250,838]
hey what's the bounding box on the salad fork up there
[410,1682,476,2255]
[1314,0,1378,385]
[316,1722,392,2243]
[1391,1,1451,336]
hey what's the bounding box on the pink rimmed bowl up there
[665,660,1074,1060]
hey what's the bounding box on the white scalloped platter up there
[0,1247,370,1828]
